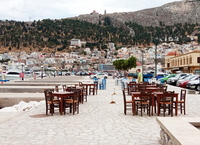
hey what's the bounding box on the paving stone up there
[0,76,200,145]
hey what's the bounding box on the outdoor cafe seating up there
[44,89,61,116]
[44,81,98,116]
[124,82,183,117]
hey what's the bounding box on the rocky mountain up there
[75,0,200,27]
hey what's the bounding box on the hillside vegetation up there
[0,1,200,53]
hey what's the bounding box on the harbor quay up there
[0,76,200,145]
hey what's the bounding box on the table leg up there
[175,101,178,116]
[60,97,64,115]
[86,85,88,96]
[132,98,137,115]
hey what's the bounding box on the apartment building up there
[164,50,200,74]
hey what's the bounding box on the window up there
[189,56,192,64]
[186,57,188,64]
[180,58,182,65]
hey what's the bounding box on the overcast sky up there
[0,0,181,22]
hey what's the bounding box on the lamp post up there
[41,66,44,79]
[21,63,24,81]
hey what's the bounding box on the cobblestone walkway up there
[0,77,199,145]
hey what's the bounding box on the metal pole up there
[41,66,43,79]
[21,64,24,81]
[142,50,144,74]
[155,44,157,77]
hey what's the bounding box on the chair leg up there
[157,104,160,116]
[148,105,151,117]
[184,103,186,115]
[168,105,170,115]
[50,104,53,116]
[171,104,173,117]
[180,103,183,114]
[46,104,48,115]
[163,105,166,117]
[124,105,126,115]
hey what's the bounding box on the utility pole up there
[153,38,159,77]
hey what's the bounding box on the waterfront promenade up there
[0,76,200,145]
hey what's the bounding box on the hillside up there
[76,1,200,27]
[0,0,200,54]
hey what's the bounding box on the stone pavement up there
[0,76,200,145]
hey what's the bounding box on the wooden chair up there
[137,85,146,92]
[82,85,87,102]
[128,84,137,95]
[157,91,175,117]
[129,81,137,84]
[62,85,66,91]
[79,82,83,86]
[158,85,168,92]
[127,83,137,95]
[122,90,134,115]
[174,89,187,115]
[44,89,61,115]
[89,84,96,95]
[66,86,76,90]
[142,82,150,85]
[64,89,79,115]
[55,85,59,92]
[136,91,151,116]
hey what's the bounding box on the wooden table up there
[132,92,155,116]
[52,91,74,115]
[154,92,178,116]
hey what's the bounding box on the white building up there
[70,39,81,47]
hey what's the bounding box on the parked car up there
[75,71,89,76]
[64,72,71,76]
[155,73,168,80]
[186,78,200,91]
[128,73,153,79]
[176,75,199,88]
[143,73,154,78]
[90,73,108,79]
[159,74,176,84]
[167,73,189,85]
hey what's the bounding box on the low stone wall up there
[0,93,44,108]
[156,117,200,145]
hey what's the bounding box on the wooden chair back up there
[180,89,186,101]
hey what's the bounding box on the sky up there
[0,0,181,22]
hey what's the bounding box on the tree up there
[113,56,137,77]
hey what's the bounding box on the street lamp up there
[21,63,24,81]
[41,66,44,79]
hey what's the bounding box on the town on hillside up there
[0,38,200,80]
